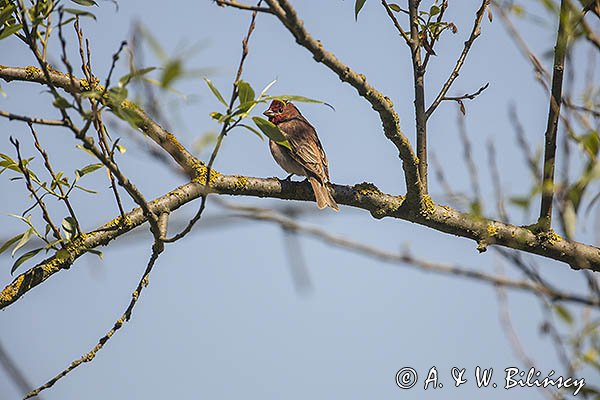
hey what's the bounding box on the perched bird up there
[263,100,339,211]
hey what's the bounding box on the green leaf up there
[63,8,97,20]
[236,80,255,105]
[577,130,599,159]
[76,163,103,178]
[62,216,78,240]
[553,304,573,325]
[0,4,16,26]
[11,247,43,274]
[430,5,441,16]
[75,144,96,157]
[234,100,259,119]
[70,0,98,6]
[252,117,291,150]
[237,123,264,141]
[0,232,25,255]
[509,196,530,209]
[192,132,217,153]
[469,200,482,217]
[160,59,182,88]
[264,95,333,110]
[0,157,20,174]
[110,103,143,129]
[73,184,97,194]
[258,79,277,98]
[355,0,367,20]
[204,78,228,107]
[108,86,128,104]
[562,199,577,240]
[118,67,156,87]
[510,4,524,15]
[388,3,401,12]
[80,90,103,100]
[0,23,22,40]
[53,96,71,110]
[11,227,33,256]
[210,111,224,121]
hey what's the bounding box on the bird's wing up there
[278,116,330,182]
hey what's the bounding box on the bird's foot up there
[283,173,295,182]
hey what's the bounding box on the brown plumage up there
[263,100,339,211]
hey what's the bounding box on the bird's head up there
[263,100,299,124]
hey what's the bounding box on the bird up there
[263,100,339,211]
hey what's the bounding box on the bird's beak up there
[263,109,275,117]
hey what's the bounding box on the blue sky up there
[0,1,597,399]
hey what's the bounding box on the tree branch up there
[262,0,423,203]
[3,173,600,310]
[220,200,600,307]
[539,0,569,230]
[381,0,411,45]
[0,110,67,126]
[408,0,429,192]
[0,65,204,180]
[215,0,274,14]
[426,0,491,119]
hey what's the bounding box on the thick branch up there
[263,0,423,202]
[2,174,600,310]
[539,0,569,229]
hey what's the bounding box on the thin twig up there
[430,151,467,207]
[493,3,550,88]
[164,3,261,242]
[281,222,313,294]
[509,104,540,180]
[381,0,410,44]
[567,0,600,51]
[218,200,600,307]
[441,82,489,102]
[215,0,273,14]
[457,109,482,208]
[28,123,80,233]
[24,240,165,399]
[10,137,64,246]
[496,276,537,367]
[423,0,449,68]
[91,41,129,219]
[487,141,508,222]
[0,340,40,398]
[495,274,555,400]
[0,110,66,126]
[426,0,491,119]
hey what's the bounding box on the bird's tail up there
[308,177,339,211]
